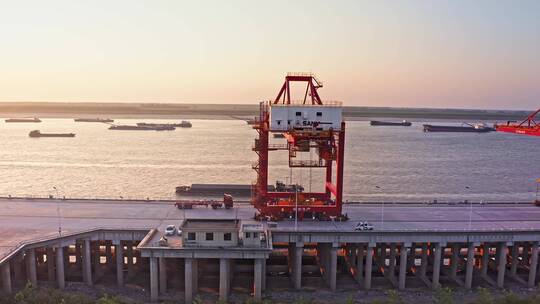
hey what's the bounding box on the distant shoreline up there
[0,102,532,122]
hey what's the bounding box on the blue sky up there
[0,0,539,109]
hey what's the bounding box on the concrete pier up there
[293,242,303,289]
[219,258,230,301]
[364,244,374,290]
[55,246,65,289]
[185,258,194,304]
[398,244,408,290]
[528,242,539,287]
[432,243,442,289]
[497,243,507,288]
[465,243,475,289]
[149,257,158,302]
[115,242,124,287]
[158,257,166,294]
[3,199,540,301]
[254,258,263,301]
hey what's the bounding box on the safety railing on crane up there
[269,100,342,107]
[289,159,325,168]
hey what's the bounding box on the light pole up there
[465,186,472,230]
[53,186,62,237]
[375,186,384,229]
[294,187,298,231]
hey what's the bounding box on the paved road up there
[1,198,540,261]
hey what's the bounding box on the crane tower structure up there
[251,73,347,221]
[495,108,540,136]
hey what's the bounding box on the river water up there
[0,118,538,202]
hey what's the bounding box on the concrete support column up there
[398,244,408,290]
[510,243,519,276]
[465,243,475,289]
[192,259,198,292]
[261,259,266,292]
[497,243,507,288]
[329,244,338,291]
[528,241,539,287]
[388,243,396,279]
[56,246,65,289]
[26,248,37,286]
[481,243,489,276]
[159,257,167,294]
[219,258,230,302]
[364,244,374,290]
[46,247,55,282]
[420,243,428,278]
[185,258,194,304]
[450,244,460,279]
[82,239,92,285]
[149,257,158,302]
[356,243,364,283]
[293,242,303,289]
[115,243,124,287]
[1,262,11,294]
[432,243,442,289]
[253,258,263,301]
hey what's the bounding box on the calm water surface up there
[0,119,538,202]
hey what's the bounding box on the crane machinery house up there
[269,102,342,132]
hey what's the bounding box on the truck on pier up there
[175,194,234,209]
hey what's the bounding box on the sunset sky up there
[0,0,539,110]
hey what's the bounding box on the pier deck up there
[1,198,539,263]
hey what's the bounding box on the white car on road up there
[354,221,374,231]
[165,225,176,236]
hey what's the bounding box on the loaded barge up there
[370,120,412,126]
[176,181,304,197]
[423,123,495,133]
[29,130,75,138]
[74,118,114,123]
[5,117,41,123]
[137,120,192,128]
[109,125,175,131]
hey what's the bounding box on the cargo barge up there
[74,118,114,123]
[109,125,175,131]
[29,130,75,138]
[370,120,412,126]
[137,120,192,128]
[5,117,41,123]
[176,181,304,197]
[423,123,495,133]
